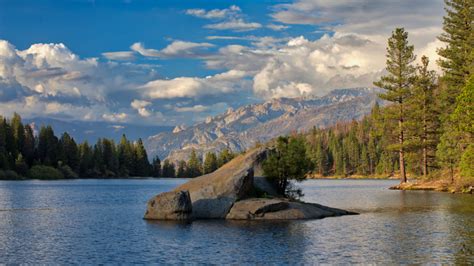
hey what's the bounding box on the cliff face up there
[145,88,381,163]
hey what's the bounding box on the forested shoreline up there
[280,0,473,189]
[1,0,472,186]
[0,113,236,180]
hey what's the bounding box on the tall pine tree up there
[374,28,416,183]
[407,56,440,177]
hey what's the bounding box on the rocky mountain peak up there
[145,88,381,163]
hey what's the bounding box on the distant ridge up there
[145,88,381,163]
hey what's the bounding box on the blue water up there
[0,179,473,264]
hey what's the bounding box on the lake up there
[0,179,472,264]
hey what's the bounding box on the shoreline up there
[306,174,400,180]
[390,179,474,194]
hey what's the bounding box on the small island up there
[144,146,356,221]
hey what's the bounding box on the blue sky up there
[0,0,445,126]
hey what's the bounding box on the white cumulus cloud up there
[130,40,214,58]
[140,69,247,99]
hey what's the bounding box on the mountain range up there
[145,88,382,163]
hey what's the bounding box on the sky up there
[0,0,446,126]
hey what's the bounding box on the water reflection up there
[0,179,472,264]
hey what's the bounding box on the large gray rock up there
[145,146,357,220]
[173,147,268,219]
[144,190,192,220]
[226,198,356,220]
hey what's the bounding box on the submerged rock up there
[226,198,355,220]
[144,190,192,220]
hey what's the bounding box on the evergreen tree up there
[117,134,133,176]
[176,160,187,178]
[374,28,416,183]
[58,132,79,172]
[438,74,474,181]
[78,142,94,177]
[203,152,218,174]
[451,74,474,146]
[438,0,474,104]
[161,159,176,178]
[133,138,151,177]
[102,138,118,176]
[187,149,202,178]
[37,126,59,166]
[151,156,161,177]
[407,56,440,177]
[11,113,24,159]
[0,117,8,169]
[217,148,235,167]
[4,118,15,167]
[459,144,474,181]
[93,139,105,176]
[22,125,35,166]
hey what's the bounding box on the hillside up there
[145,88,381,162]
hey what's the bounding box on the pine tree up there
[22,125,35,166]
[438,0,474,104]
[58,132,80,172]
[79,142,94,177]
[133,138,150,177]
[151,156,161,177]
[407,56,440,177]
[451,74,474,145]
[217,148,235,167]
[37,126,59,166]
[93,139,105,176]
[443,73,474,181]
[0,117,8,169]
[203,152,218,174]
[176,160,188,178]
[187,149,202,178]
[11,113,24,159]
[117,134,133,176]
[161,159,175,178]
[374,28,417,183]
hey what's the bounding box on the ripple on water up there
[0,179,472,264]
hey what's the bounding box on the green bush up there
[58,164,78,179]
[28,165,64,180]
[0,170,21,180]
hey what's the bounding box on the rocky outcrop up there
[226,198,356,220]
[172,147,268,219]
[144,190,193,220]
[145,146,357,221]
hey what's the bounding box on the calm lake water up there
[0,179,472,264]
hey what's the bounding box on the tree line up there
[165,148,236,178]
[0,113,236,180]
[0,114,155,179]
